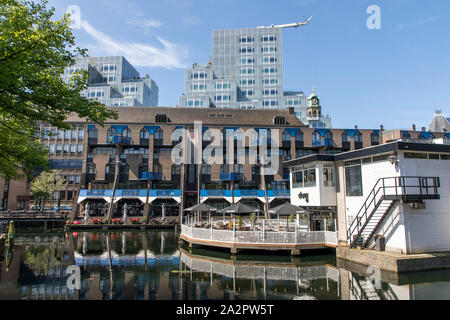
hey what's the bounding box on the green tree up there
[0,0,117,180]
[30,170,67,210]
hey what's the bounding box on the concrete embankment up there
[337,246,450,273]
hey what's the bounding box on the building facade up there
[62,56,159,107]
[178,27,331,128]
[2,106,390,217]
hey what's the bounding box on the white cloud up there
[127,18,163,28]
[80,20,188,70]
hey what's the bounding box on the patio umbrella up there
[184,203,218,224]
[267,202,304,216]
[123,203,128,222]
[162,203,166,221]
[218,203,262,214]
[267,202,305,229]
[184,203,218,212]
[84,203,90,222]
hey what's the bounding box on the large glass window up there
[323,164,335,187]
[304,165,316,187]
[292,169,303,189]
[345,162,363,196]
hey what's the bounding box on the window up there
[342,132,350,143]
[88,89,104,98]
[215,82,230,90]
[71,129,77,139]
[191,71,207,79]
[239,79,255,87]
[262,57,277,64]
[304,165,316,187]
[88,127,98,138]
[262,46,277,53]
[262,78,278,85]
[107,127,117,140]
[312,131,321,145]
[57,130,64,139]
[191,83,207,91]
[56,144,62,154]
[240,58,255,65]
[122,85,137,95]
[49,144,55,155]
[65,130,70,139]
[345,162,363,196]
[78,144,83,153]
[140,128,150,140]
[154,128,163,141]
[292,167,303,188]
[78,129,84,139]
[239,36,254,43]
[354,132,363,143]
[262,67,277,74]
[239,46,254,54]
[274,117,286,125]
[371,132,379,144]
[404,153,427,159]
[70,144,76,153]
[102,64,116,72]
[240,68,255,75]
[261,35,277,42]
[323,164,335,187]
[63,144,69,154]
[262,89,278,96]
[295,131,304,143]
[184,99,203,107]
[68,175,74,184]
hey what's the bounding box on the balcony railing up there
[139,172,163,181]
[220,173,244,181]
[312,139,334,147]
[107,136,131,145]
[181,224,338,247]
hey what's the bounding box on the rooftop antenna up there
[257,16,312,29]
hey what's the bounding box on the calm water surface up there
[0,228,449,300]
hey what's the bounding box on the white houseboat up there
[286,141,450,254]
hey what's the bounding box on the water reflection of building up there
[2,231,450,300]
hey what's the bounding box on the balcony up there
[107,136,131,145]
[220,173,244,181]
[234,190,263,198]
[269,190,290,198]
[312,139,334,147]
[200,190,233,198]
[139,172,163,181]
[149,190,182,197]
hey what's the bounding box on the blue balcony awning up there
[285,128,299,137]
[315,129,331,137]
[344,129,360,138]
[111,125,128,135]
[143,126,161,134]
[420,132,434,140]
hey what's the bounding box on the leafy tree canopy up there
[30,169,67,201]
[0,0,117,180]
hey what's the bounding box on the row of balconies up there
[79,189,289,199]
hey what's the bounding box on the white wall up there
[290,163,337,207]
[401,155,450,253]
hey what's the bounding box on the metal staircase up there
[347,177,440,249]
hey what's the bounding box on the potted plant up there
[237,216,244,230]
[130,218,140,225]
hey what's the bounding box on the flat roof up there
[284,141,450,167]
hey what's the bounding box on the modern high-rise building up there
[62,56,159,107]
[179,24,332,128]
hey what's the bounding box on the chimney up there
[412,124,416,131]
[379,125,384,144]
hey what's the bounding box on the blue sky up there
[48,0,450,130]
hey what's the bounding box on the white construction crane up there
[257,16,312,29]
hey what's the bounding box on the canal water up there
[0,228,449,300]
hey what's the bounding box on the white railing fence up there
[181,225,338,246]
